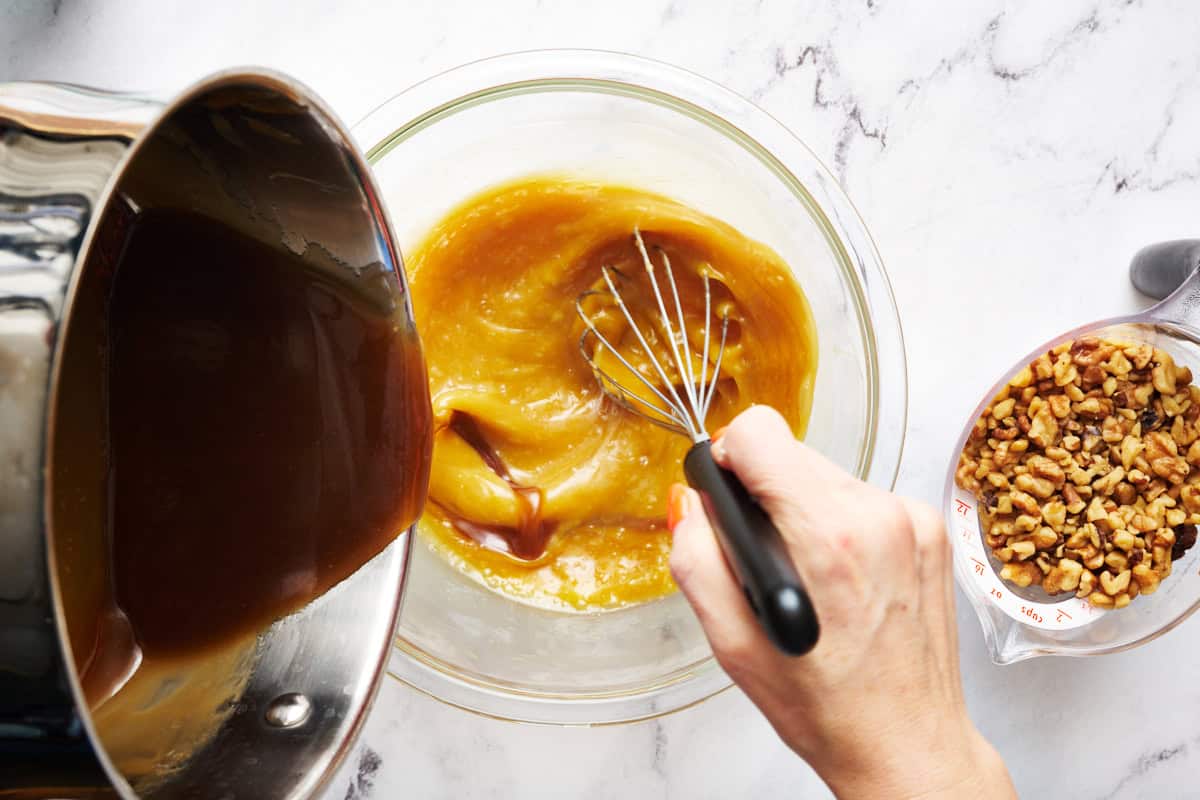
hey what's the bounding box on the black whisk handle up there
[682,440,819,656]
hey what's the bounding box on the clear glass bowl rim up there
[354,48,908,724]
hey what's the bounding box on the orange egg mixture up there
[408,177,817,610]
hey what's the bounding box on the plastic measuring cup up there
[944,240,1200,663]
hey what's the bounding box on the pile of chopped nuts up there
[956,337,1199,609]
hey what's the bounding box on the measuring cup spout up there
[1132,239,1200,325]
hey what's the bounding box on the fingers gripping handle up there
[683,441,820,656]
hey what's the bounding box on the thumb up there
[709,405,847,537]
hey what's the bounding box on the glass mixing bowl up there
[354,50,906,724]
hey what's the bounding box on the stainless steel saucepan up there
[0,70,427,799]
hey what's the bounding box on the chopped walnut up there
[957,337,1200,610]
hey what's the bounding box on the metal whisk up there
[576,230,820,656]
[576,230,728,443]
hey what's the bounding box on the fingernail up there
[710,426,727,461]
[667,483,688,532]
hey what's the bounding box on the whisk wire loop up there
[586,344,694,432]
[599,266,700,438]
[699,270,712,407]
[575,288,698,438]
[643,235,700,413]
[702,314,729,421]
[576,229,729,443]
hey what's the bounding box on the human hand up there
[668,406,1016,800]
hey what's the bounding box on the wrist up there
[807,717,1015,800]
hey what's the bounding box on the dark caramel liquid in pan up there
[83,209,429,685]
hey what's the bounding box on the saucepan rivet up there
[265,692,312,729]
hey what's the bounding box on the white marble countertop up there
[6,1,1200,797]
